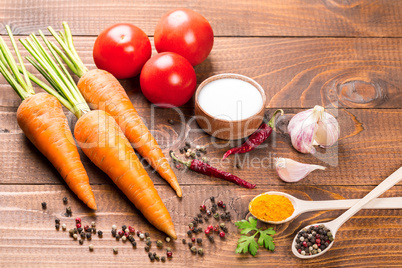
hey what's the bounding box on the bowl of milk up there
[194,73,266,140]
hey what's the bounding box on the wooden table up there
[0,1,401,267]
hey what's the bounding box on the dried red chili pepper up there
[170,151,256,189]
[222,109,283,160]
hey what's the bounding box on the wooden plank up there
[0,0,402,37]
[0,184,401,267]
[0,37,401,110]
[1,108,401,187]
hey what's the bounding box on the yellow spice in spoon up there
[249,194,294,222]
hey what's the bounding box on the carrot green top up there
[48,22,88,78]
[19,29,90,118]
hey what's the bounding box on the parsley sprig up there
[235,217,276,256]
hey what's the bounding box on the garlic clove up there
[275,157,326,183]
[314,112,339,147]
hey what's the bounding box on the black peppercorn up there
[111,229,116,237]
[182,239,186,244]
[55,224,60,230]
[198,218,203,223]
[55,218,60,224]
[62,197,68,204]
[98,230,103,237]
[80,232,85,239]
[132,241,137,247]
[208,236,214,242]
[187,230,192,237]
[41,202,47,209]
[145,245,150,252]
[78,227,83,233]
[144,232,150,238]
[79,239,84,245]
[210,196,215,202]
[86,233,91,240]
[185,142,191,147]
[161,256,166,262]
[146,240,152,246]
[188,242,193,248]
[197,238,202,244]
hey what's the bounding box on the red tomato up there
[140,52,197,108]
[93,23,151,79]
[154,8,214,66]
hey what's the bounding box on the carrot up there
[17,93,97,210]
[0,26,96,210]
[75,110,176,238]
[48,23,182,198]
[21,29,177,238]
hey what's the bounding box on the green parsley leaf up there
[235,217,276,256]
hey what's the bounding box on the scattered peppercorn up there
[111,229,117,237]
[113,247,118,254]
[79,239,84,245]
[62,197,68,204]
[80,232,85,239]
[132,241,137,247]
[144,232,150,238]
[187,230,192,237]
[146,240,152,246]
[73,234,78,240]
[145,245,150,252]
[208,236,214,243]
[157,240,163,247]
[185,142,191,147]
[139,233,145,240]
[65,207,72,216]
[210,196,215,202]
[190,246,197,253]
[55,223,60,230]
[161,256,166,262]
[204,228,210,235]
[167,251,173,258]
[196,238,202,244]
[222,204,226,210]
[128,226,135,233]
[188,242,193,248]
[55,218,60,224]
[191,237,195,243]
[62,224,66,231]
[217,201,223,207]
[213,213,219,219]
[219,231,225,238]
[89,244,94,251]
[165,237,171,243]
[86,233,92,240]
[199,205,206,212]
[122,225,127,231]
[76,223,82,229]
[146,237,151,242]
[182,239,186,244]
[198,248,204,256]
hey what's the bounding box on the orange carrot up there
[48,23,182,197]
[75,110,176,238]
[17,93,97,209]
[78,69,182,197]
[22,30,177,238]
[0,28,96,210]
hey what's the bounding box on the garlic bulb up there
[275,157,326,182]
[288,105,339,154]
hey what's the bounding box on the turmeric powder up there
[249,194,294,222]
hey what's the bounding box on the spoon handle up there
[326,166,402,234]
[298,197,402,213]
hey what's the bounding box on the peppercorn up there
[73,234,78,240]
[146,240,152,246]
[213,213,219,219]
[87,227,92,233]
[198,218,203,223]
[236,163,241,169]
[66,207,72,216]
[222,204,226,210]
[76,217,81,224]
[165,237,171,243]
[217,201,223,207]
[62,224,66,231]
[86,233,92,240]
[96,230,102,237]
[179,148,185,154]
[76,223,82,229]
[210,196,215,202]
[156,240,163,247]
[161,256,166,262]
[128,226,135,233]
[41,202,47,209]
[122,236,127,242]
[122,225,127,231]
[192,221,198,227]
[148,252,153,258]
[78,227,83,233]
[113,247,118,254]
[62,197,68,204]
[196,238,202,244]
[219,231,225,238]
[196,151,201,157]
[190,246,197,254]
[187,230,192,237]
[198,248,204,256]
[111,229,117,237]
[206,210,211,216]
[79,239,84,245]
[80,232,85,239]
[188,242,193,248]
[132,241,137,247]
[182,239,186,244]
[145,245,150,252]
[55,218,60,224]
[167,251,173,258]
[128,235,134,242]
[220,214,225,220]
[200,205,206,212]
[73,228,78,234]
[55,224,60,230]
[139,233,145,240]
[208,236,214,243]
[89,244,94,251]
[144,232,150,238]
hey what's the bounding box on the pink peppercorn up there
[298,248,302,253]
[76,223,82,229]
[207,225,213,230]
[167,251,173,258]
[219,232,225,238]
[302,241,307,248]
[118,230,124,237]
[128,226,135,233]
[316,239,321,244]
[84,225,90,232]
[125,232,130,237]
[204,229,210,235]
[217,201,223,207]
[200,204,206,211]
[213,227,218,232]
[75,217,81,224]
[191,238,195,242]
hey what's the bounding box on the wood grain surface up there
[0,0,401,267]
[1,0,402,37]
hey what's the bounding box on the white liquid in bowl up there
[198,78,263,121]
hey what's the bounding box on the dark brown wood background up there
[0,0,401,267]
